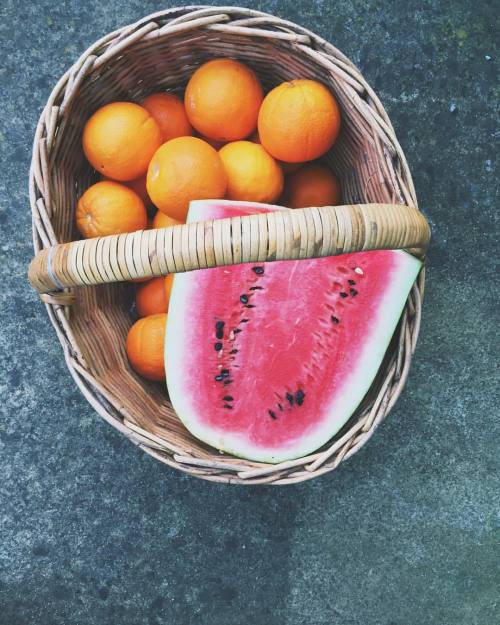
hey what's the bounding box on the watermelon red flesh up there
[166,200,422,463]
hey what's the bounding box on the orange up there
[142,92,193,142]
[83,102,162,181]
[102,174,151,206]
[152,211,182,229]
[147,136,227,222]
[197,134,226,151]
[135,276,174,317]
[126,313,167,381]
[249,130,302,175]
[282,164,342,208]
[219,141,283,203]
[258,79,341,163]
[164,274,173,304]
[184,59,263,142]
[124,174,150,206]
[76,180,147,238]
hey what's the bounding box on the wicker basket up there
[28,6,430,485]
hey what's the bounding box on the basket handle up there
[28,203,430,295]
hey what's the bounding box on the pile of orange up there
[78,58,343,381]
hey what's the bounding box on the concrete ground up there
[0,1,498,623]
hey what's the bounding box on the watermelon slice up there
[165,200,421,463]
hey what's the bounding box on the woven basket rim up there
[29,5,424,485]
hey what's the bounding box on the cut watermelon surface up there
[165,200,422,463]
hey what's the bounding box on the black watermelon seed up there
[295,390,305,406]
[215,321,225,330]
[240,294,249,304]
[216,328,224,339]
[221,369,230,378]
[224,404,233,409]
[268,409,277,419]
[286,392,294,405]
[339,292,348,299]
[233,328,242,334]
[331,315,340,324]
[241,319,249,323]
[214,342,223,351]
[215,375,223,382]
[350,288,358,296]
[278,403,283,412]
[230,349,238,354]
[252,266,264,275]
[223,395,233,402]
[348,279,356,286]
[244,304,255,308]
[249,286,263,291]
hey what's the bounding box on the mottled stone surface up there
[0,1,498,624]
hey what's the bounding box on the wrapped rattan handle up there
[28,203,430,295]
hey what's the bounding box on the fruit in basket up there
[152,211,181,229]
[83,102,162,181]
[102,174,151,207]
[258,79,341,162]
[76,180,147,238]
[197,134,227,151]
[120,174,150,207]
[165,199,421,463]
[184,59,263,142]
[249,130,302,175]
[135,276,173,317]
[142,92,193,141]
[219,141,283,203]
[146,136,227,222]
[248,130,302,176]
[282,163,341,208]
[126,313,167,381]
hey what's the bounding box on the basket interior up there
[47,24,409,464]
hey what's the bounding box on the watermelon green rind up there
[166,201,422,464]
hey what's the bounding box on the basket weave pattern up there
[30,6,424,485]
